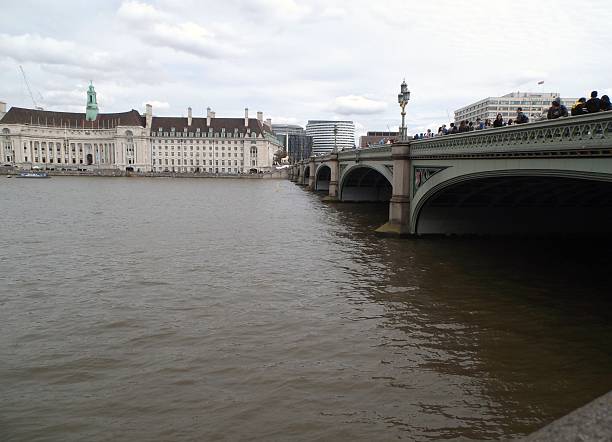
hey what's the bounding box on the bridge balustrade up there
[409,112,612,157]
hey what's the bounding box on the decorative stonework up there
[413,166,448,194]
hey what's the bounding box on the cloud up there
[1,0,611,132]
[0,33,80,67]
[117,0,168,22]
[0,33,157,80]
[117,1,242,59]
[144,100,170,110]
[245,0,312,21]
[332,95,387,115]
[269,115,301,125]
[321,7,346,18]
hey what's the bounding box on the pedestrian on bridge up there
[600,95,611,112]
[547,98,569,119]
[571,98,588,116]
[515,107,529,124]
[586,91,601,113]
[493,113,504,127]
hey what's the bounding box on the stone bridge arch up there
[315,163,331,191]
[339,163,393,202]
[411,165,612,235]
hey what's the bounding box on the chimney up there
[257,111,263,123]
[206,107,211,127]
[145,103,152,128]
[244,108,249,127]
[265,118,272,128]
[187,107,192,126]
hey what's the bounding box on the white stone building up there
[454,92,578,123]
[0,107,148,170]
[149,108,279,174]
[0,87,281,173]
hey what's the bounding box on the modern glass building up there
[305,120,355,155]
[286,134,313,164]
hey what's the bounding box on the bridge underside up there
[341,167,392,202]
[417,176,612,235]
[316,165,330,191]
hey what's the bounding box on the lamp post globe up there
[398,80,410,141]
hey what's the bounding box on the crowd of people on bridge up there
[412,90,612,140]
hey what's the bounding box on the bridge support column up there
[298,163,306,185]
[307,157,316,190]
[376,142,413,236]
[323,153,339,201]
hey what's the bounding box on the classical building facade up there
[305,120,355,155]
[454,92,577,123]
[0,86,281,173]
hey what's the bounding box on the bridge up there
[288,112,612,235]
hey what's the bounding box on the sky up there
[1,0,611,137]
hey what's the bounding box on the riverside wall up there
[0,166,288,180]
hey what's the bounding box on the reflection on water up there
[1,177,611,441]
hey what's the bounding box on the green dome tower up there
[85,81,99,121]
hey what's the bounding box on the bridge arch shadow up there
[340,165,392,202]
[315,165,331,191]
[413,172,612,235]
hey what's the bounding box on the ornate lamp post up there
[397,80,410,141]
[332,124,338,153]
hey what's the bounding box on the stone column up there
[307,156,316,190]
[298,163,305,185]
[325,152,339,201]
[376,142,413,236]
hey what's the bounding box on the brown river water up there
[1,177,611,441]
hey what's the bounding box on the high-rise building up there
[272,124,305,149]
[305,120,355,155]
[454,92,577,123]
[286,134,313,164]
[271,124,313,164]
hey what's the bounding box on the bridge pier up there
[323,153,339,201]
[307,157,316,190]
[376,142,413,236]
[297,163,306,186]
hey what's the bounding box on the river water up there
[1,177,611,441]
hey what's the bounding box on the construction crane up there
[19,65,44,110]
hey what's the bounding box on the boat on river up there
[15,171,50,178]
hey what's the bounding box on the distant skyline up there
[1,0,611,137]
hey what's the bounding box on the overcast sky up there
[1,0,611,136]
